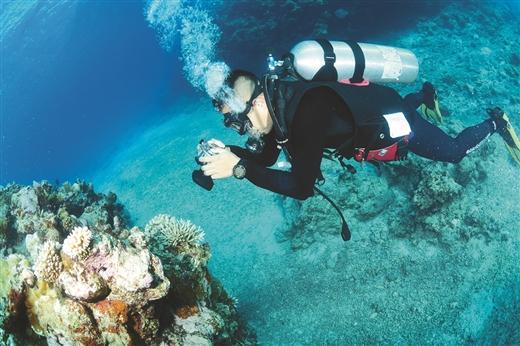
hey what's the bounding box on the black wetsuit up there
[229,87,495,200]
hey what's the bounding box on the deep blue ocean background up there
[2,1,520,344]
[1,0,189,184]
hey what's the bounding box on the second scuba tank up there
[290,40,419,83]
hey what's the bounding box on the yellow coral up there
[33,241,63,284]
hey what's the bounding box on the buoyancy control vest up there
[264,75,413,162]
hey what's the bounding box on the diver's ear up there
[252,94,266,108]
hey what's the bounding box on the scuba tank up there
[289,40,419,83]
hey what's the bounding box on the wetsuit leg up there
[408,111,495,163]
[404,91,424,110]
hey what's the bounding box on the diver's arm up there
[240,144,323,200]
[228,131,281,167]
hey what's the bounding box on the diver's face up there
[218,93,272,136]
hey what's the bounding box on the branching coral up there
[145,214,204,248]
[32,241,63,284]
[144,214,211,277]
[62,226,92,260]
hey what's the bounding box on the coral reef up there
[33,241,63,284]
[0,181,254,345]
[62,226,92,261]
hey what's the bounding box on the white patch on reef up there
[98,245,154,292]
[174,306,223,340]
[11,187,39,214]
[59,263,107,302]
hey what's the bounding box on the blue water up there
[1,1,192,184]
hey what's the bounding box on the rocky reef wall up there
[0,181,254,345]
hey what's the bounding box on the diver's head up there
[212,70,273,137]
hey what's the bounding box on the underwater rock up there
[173,305,225,345]
[57,206,82,233]
[26,282,104,345]
[79,201,110,229]
[11,187,39,215]
[0,255,32,334]
[0,182,254,345]
[0,204,8,249]
[334,8,349,19]
[412,167,462,213]
[278,161,395,249]
[0,181,129,252]
[59,263,109,302]
[89,299,132,345]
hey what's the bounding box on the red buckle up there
[354,148,366,161]
[339,79,370,87]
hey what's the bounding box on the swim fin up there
[487,107,520,165]
[419,82,443,124]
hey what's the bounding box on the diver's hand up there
[199,148,240,179]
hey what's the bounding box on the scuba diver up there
[195,40,520,240]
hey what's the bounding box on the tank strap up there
[313,39,338,81]
[345,41,366,83]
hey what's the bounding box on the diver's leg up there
[405,82,442,124]
[404,91,424,110]
[408,111,495,163]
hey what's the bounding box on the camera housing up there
[192,140,222,191]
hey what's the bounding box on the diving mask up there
[212,80,263,136]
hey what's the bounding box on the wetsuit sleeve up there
[240,143,323,200]
[228,131,281,167]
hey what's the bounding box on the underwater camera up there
[192,139,224,191]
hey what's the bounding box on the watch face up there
[233,164,246,179]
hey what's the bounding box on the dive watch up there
[232,160,247,179]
